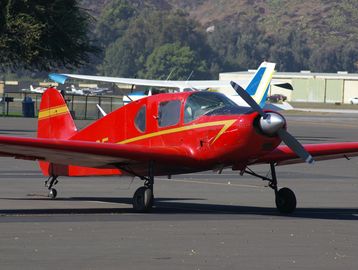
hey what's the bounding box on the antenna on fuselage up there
[183,70,196,91]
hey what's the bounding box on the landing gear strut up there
[269,163,296,214]
[45,175,58,199]
[244,162,296,214]
[132,162,155,212]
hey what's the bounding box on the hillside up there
[83,0,358,37]
[169,0,358,45]
[78,0,358,75]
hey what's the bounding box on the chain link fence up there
[1,92,124,120]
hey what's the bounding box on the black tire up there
[49,188,57,199]
[132,186,153,212]
[275,187,296,214]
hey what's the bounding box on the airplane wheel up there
[275,187,296,214]
[48,188,57,199]
[132,187,153,212]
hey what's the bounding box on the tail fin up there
[37,88,120,177]
[37,88,77,139]
[37,88,77,176]
[30,85,34,92]
[245,62,275,108]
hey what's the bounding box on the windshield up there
[184,92,252,123]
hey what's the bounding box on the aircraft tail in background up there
[244,62,275,108]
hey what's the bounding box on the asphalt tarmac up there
[0,113,357,270]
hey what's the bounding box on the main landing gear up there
[244,162,297,214]
[45,175,59,199]
[132,162,155,212]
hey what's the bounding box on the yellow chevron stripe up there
[117,119,237,145]
[38,105,69,120]
[211,120,236,144]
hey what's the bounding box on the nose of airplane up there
[258,112,286,136]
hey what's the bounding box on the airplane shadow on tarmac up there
[0,196,357,221]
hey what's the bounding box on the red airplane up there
[1,82,358,214]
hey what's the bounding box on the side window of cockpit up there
[158,100,181,127]
[135,105,146,132]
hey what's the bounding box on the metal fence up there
[1,92,124,120]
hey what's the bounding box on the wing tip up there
[49,73,68,84]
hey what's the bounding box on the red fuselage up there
[70,91,282,176]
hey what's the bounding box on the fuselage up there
[71,91,282,175]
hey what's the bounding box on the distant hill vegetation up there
[78,0,358,78]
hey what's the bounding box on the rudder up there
[37,87,77,139]
[37,87,77,176]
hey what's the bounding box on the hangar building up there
[219,70,358,104]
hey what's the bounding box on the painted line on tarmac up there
[182,173,243,176]
[290,120,358,129]
[0,173,42,176]
[157,204,238,214]
[295,108,358,114]
[157,178,262,189]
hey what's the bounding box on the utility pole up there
[1,74,5,117]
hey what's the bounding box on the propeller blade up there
[277,129,314,164]
[230,81,313,164]
[230,81,267,118]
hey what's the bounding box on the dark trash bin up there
[22,96,35,117]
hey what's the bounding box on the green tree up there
[101,10,212,78]
[309,45,340,72]
[142,43,207,80]
[95,0,137,47]
[0,0,98,71]
[269,30,310,71]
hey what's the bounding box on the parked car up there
[267,94,287,103]
[349,97,358,104]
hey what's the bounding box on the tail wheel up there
[275,187,296,214]
[48,188,57,199]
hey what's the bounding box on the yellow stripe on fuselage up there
[38,105,69,120]
[117,119,237,145]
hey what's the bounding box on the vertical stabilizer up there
[37,88,77,139]
[37,88,77,176]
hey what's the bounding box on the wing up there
[252,143,358,165]
[0,136,193,168]
[49,73,231,90]
[49,74,293,90]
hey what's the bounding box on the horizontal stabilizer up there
[273,82,293,90]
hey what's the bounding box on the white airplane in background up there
[65,85,88,95]
[49,62,293,110]
[65,84,111,96]
[21,85,47,94]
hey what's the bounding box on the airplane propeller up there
[230,81,314,164]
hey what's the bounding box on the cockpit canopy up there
[184,92,252,123]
